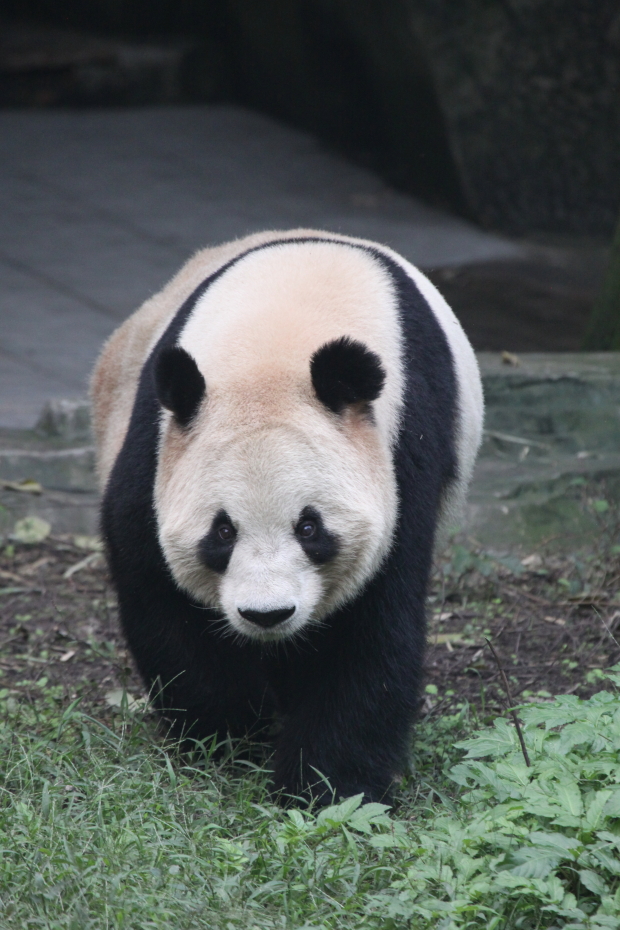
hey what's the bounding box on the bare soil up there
[426,546,620,721]
[0,537,141,714]
[0,536,618,725]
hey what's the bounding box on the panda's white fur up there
[93,230,482,644]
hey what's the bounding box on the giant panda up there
[91,229,483,804]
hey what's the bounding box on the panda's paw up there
[271,776,393,810]
[269,780,331,809]
[331,784,394,808]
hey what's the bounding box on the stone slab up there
[0,487,99,538]
[467,353,620,549]
[479,352,620,455]
[0,105,523,429]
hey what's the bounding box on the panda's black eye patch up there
[199,510,237,573]
[295,507,339,565]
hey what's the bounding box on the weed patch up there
[1,673,620,926]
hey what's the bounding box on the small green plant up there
[369,674,620,928]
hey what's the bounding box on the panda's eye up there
[217,523,236,543]
[296,519,317,539]
[295,507,340,565]
[199,510,237,574]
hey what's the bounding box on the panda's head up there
[151,242,403,641]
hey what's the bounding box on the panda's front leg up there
[269,603,423,805]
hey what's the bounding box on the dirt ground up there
[0,538,141,716]
[1,535,618,727]
[425,546,620,720]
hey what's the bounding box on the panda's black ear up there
[154,345,206,427]
[310,337,386,415]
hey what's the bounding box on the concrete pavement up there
[0,104,523,428]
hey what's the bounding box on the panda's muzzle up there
[238,606,295,628]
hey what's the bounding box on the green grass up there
[2,679,620,929]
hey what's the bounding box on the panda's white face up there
[151,240,406,641]
[155,418,397,641]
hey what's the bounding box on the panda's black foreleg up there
[268,592,424,806]
[270,675,415,806]
[116,589,274,752]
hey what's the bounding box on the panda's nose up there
[238,606,295,628]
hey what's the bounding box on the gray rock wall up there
[412,0,620,234]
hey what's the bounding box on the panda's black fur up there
[101,238,458,805]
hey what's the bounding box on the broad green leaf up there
[593,499,610,513]
[348,801,391,834]
[493,872,538,890]
[604,664,620,687]
[590,847,620,877]
[527,831,581,854]
[12,515,51,544]
[554,779,583,818]
[592,734,613,752]
[459,761,518,797]
[456,719,516,759]
[104,689,146,712]
[585,791,613,830]
[552,811,583,829]
[558,722,596,754]
[507,832,579,879]
[604,789,620,818]
[522,798,565,821]
[584,760,618,779]
[495,761,531,786]
[509,852,561,880]
[316,793,363,827]
[523,702,582,730]
[368,833,409,849]
[579,868,609,896]
[450,763,475,787]
[544,874,569,904]
[287,809,305,829]
[597,831,620,849]
[590,917,620,930]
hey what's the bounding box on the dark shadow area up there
[0,4,466,214]
[215,1,465,214]
[428,247,609,352]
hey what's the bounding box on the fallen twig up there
[484,428,550,450]
[63,552,102,580]
[485,638,531,767]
